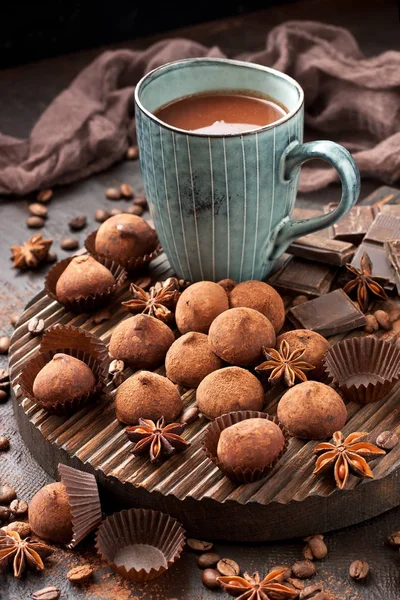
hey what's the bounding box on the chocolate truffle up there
[197,366,264,420]
[175,282,229,334]
[115,371,182,425]
[165,332,224,388]
[95,213,157,261]
[109,314,174,369]
[55,255,116,302]
[33,354,96,406]
[208,307,275,366]
[276,329,331,379]
[29,482,73,543]
[277,381,347,440]
[229,280,285,334]
[217,418,285,471]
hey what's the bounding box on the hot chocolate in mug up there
[135,58,360,282]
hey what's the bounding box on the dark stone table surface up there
[1,0,399,598]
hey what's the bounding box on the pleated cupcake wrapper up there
[202,410,290,484]
[19,325,109,415]
[323,336,400,404]
[85,230,162,275]
[95,508,186,582]
[45,254,127,313]
[58,464,102,548]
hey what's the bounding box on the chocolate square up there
[268,256,337,297]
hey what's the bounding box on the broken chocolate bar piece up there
[350,243,394,292]
[385,239,400,294]
[359,186,400,208]
[288,289,366,336]
[364,213,400,245]
[325,204,376,245]
[268,256,337,297]
[287,232,355,266]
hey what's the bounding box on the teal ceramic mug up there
[135,58,360,282]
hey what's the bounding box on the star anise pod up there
[343,252,387,312]
[122,277,180,322]
[255,340,315,387]
[10,234,52,270]
[313,431,386,490]
[126,416,190,463]
[0,530,53,578]
[218,568,298,600]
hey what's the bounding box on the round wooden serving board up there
[9,252,400,542]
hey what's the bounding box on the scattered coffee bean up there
[27,216,45,229]
[28,317,45,336]
[292,294,309,307]
[0,390,8,403]
[179,405,200,425]
[374,309,391,331]
[69,215,87,231]
[303,534,328,559]
[0,437,10,452]
[303,544,314,560]
[29,203,48,218]
[91,307,112,325]
[197,552,220,569]
[0,336,10,354]
[126,204,144,216]
[105,187,121,200]
[126,145,139,160]
[187,538,213,552]
[67,564,94,584]
[202,568,221,590]
[291,560,316,579]
[272,566,292,581]
[0,506,11,522]
[134,195,148,208]
[10,498,29,516]
[217,558,240,577]
[0,485,16,504]
[349,559,369,581]
[120,183,133,198]
[10,314,20,327]
[45,251,58,264]
[33,585,61,600]
[299,583,324,599]
[364,314,379,334]
[61,237,79,251]
[110,207,123,216]
[287,578,304,591]
[94,208,110,223]
[37,189,53,203]
[3,521,31,537]
[376,430,399,451]
[387,530,400,547]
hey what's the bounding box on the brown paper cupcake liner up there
[45,254,127,313]
[95,508,186,582]
[323,337,400,404]
[202,410,290,484]
[85,229,162,274]
[58,464,102,548]
[19,325,109,415]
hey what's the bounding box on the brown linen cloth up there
[0,21,399,196]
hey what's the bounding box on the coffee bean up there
[0,437,10,451]
[349,559,369,581]
[303,534,328,559]
[374,309,391,331]
[69,215,87,231]
[303,545,314,560]
[0,390,9,403]
[61,237,79,251]
[291,560,316,579]
[29,203,48,218]
[3,521,31,537]
[287,578,304,591]
[134,195,148,208]
[179,406,200,425]
[125,146,139,160]
[120,183,133,199]
[388,530,400,547]
[187,538,213,552]
[94,208,110,223]
[0,336,10,354]
[110,207,123,216]
[272,566,292,581]
[28,317,45,336]
[105,187,121,200]
[376,430,399,451]
[202,568,221,590]
[67,564,94,584]
[0,506,11,522]
[299,583,324,599]
[10,499,28,516]
[45,251,58,264]
[126,204,144,216]
[197,552,220,569]
[27,216,45,229]
[364,314,379,334]
[33,585,61,600]
[37,189,53,203]
[217,558,240,577]
[10,314,20,327]
[0,485,16,504]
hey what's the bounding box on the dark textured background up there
[1,0,400,598]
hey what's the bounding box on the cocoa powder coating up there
[208,307,276,366]
[277,381,347,440]
[276,329,331,380]
[55,255,116,302]
[165,332,224,388]
[95,213,157,261]
[29,482,73,543]
[115,371,183,425]
[175,281,229,334]
[197,366,264,419]
[229,280,285,334]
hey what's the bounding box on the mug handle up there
[271,140,360,259]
